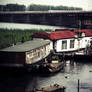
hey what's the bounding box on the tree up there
[0,5,6,11]
[5,4,26,11]
[28,4,82,11]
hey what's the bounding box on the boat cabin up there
[0,39,52,67]
[75,29,92,49]
[32,30,78,55]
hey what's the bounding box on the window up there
[31,49,37,58]
[81,32,85,37]
[70,40,74,48]
[29,51,33,58]
[38,49,40,57]
[27,50,34,58]
[62,40,67,49]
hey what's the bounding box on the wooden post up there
[78,79,80,92]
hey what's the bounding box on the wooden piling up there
[78,79,80,92]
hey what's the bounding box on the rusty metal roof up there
[75,29,92,37]
[32,30,76,40]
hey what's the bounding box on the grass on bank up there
[0,28,51,49]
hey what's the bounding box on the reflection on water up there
[0,60,92,92]
[0,22,63,30]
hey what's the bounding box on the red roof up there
[55,29,70,31]
[75,29,92,37]
[32,30,75,40]
[32,32,49,39]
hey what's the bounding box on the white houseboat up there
[74,29,92,55]
[75,29,92,49]
[32,29,78,55]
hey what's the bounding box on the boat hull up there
[39,62,64,74]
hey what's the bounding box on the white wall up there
[49,41,53,51]
[25,40,52,64]
[55,36,92,53]
[79,37,92,49]
[56,38,78,52]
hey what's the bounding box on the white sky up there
[0,0,92,10]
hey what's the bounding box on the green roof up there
[0,39,50,52]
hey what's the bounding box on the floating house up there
[75,29,92,50]
[0,39,53,68]
[32,30,78,55]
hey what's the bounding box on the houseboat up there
[31,84,65,92]
[32,29,92,56]
[74,29,92,55]
[87,40,92,56]
[32,29,78,55]
[0,39,53,70]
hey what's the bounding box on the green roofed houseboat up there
[0,39,53,70]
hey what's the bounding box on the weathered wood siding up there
[0,51,25,66]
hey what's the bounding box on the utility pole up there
[79,20,82,29]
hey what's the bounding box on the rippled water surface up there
[0,60,92,92]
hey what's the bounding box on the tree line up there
[0,4,82,11]
[28,4,82,11]
[0,4,26,11]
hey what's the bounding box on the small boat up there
[39,55,64,73]
[39,62,64,73]
[31,84,65,92]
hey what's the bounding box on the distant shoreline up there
[0,22,63,30]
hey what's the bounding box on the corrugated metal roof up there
[50,31,75,40]
[0,39,50,52]
[75,29,92,37]
[32,30,75,40]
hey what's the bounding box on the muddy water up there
[0,59,92,92]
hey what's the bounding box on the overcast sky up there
[0,0,92,10]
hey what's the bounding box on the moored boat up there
[39,55,64,73]
[87,40,92,56]
[39,62,64,73]
[0,39,52,70]
[31,84,65,92]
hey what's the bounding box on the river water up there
[0,22,91,92]
[0,22,63,30]
[0,59,92,92]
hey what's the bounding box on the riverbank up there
[0,22,64,49]
[0,28,50,49]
